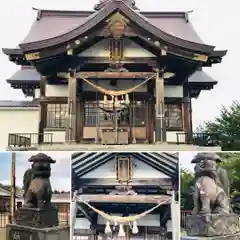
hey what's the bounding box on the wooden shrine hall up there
[71,152,179,240]
[2,0,227,145]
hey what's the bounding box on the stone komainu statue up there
[23,153,56,208]
[191,153,230,215]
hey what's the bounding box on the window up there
[46,104,68,128]
[132,101,146,126]
[84,101,98,126]
[109,38,124,60]
[165,104,182,129]
[84,101,145,127]
[116,156,132,183]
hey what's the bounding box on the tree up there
[199,101,240,150]
[180,168,195,210]
[217,153,240,195]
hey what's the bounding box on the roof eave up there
[2,48,23,56]
[211,50,228,58]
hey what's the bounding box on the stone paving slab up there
[7,144,221,152]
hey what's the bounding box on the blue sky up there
[0,152,70,191]
[0,0,238,128]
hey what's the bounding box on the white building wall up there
[35,84,183,98]
[166,131,185,143]
[35,85,68,98]
[164,85,183,98]
[43,130,66,143]
[75,217,91,229]
[78,38,155,58]
[0,108,39,150]
[0,108,67,150]
[82,157,170,179]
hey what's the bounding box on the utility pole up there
[10,152,16,223]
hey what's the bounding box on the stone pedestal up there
[186,214,240,237]
[6,224,69,240]
[181,233,240,240]
[15,206,59,228]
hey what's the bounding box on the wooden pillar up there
[129,101,133,143]
[66,70,77,143]
[150,79,155,144]
[146,80,152,143]
[183,84,193,143]
[10,152,16,223]
[38,75,47,144]
[155,69,166,142]
[76,79,84,143]
[145,100,149,144]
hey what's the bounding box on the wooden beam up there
[79,194,171,204]
[65,70,77,143]
[77,203,92,223]
[58,72,155,79]
[38,75,47,144]
[78,178,173,187]
[39,96,68,103]
[155,69,166,142]
[183,83,192,143]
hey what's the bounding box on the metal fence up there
[176,132,220,146]
[181,210,191,230]
[8,133,53,147]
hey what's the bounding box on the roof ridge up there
[33,7,191,19]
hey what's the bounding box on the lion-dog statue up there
[23,153,56,208]
[191,152,230,215]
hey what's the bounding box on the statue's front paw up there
[199,209,211,214]
[191,208,199,215]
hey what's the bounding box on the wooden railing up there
[8,133,53,147]
[176,132,220,146]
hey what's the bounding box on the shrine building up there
[1,0,227,149]
[71,152,179,240]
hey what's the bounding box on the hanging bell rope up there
[76,195,171,223]
[77,73,157,96]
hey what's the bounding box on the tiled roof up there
[0,100,38,108]
[20,10,203,45]
[7,67,41,83]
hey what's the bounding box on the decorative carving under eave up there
[25,52,40,60]
[105,62,129,72]
[106,12,130,39]
[193,53,208,62]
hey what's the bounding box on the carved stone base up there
[186,214,240,237]
[15,206,59,228]
[181,233,240,240]
[6,224,69,240]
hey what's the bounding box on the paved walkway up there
[8,144,221,152]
